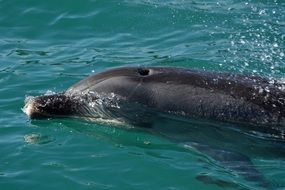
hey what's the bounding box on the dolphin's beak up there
[23,96,46,119]
[23,94,75,119]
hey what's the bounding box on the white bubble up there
[259,10,266,15]
[45,90,56,95]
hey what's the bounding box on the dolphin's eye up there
[138,68,150,76]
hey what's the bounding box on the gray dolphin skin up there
[24,66,285,127]
[23,66,285,188]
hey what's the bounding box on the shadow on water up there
[30,117,285,190]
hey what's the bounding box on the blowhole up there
[138,68,150,76]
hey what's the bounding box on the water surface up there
[0,0,285,189]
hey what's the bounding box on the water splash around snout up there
[22,96,37,119]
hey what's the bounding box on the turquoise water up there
[1,0,285,189]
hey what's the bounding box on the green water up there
[1,0,285,189]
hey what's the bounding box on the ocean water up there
[1,0,285,189]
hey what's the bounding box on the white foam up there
[22,96,36,118]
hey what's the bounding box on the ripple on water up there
[0,0,285,189]
[24,133,55,145]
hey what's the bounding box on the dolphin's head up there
[23,67,160,121]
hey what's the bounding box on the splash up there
[22,96,36,118]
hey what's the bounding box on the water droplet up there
[259,10,266,15]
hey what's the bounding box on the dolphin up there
[23,66,285,127]
[23,66,285,188]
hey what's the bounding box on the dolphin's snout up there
[23,95,55,119]
[23,96,39,119]
[23,94,77,119]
